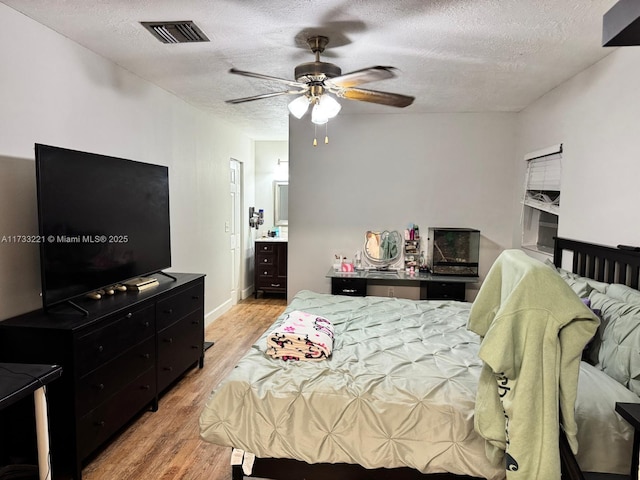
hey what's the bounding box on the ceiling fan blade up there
[226,90,305,104]
[229,68,306,88]
[339,87,415,108]
[328,66,397,88]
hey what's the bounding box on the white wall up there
[288,112,517,301]
[0,4,255,322]
[515,47,640,250]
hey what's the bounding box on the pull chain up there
[312,123,331,146]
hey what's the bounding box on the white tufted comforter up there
[200,290,635,478]
[200,291,504,479]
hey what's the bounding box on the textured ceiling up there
[3,0,618,140]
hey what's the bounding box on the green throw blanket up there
[467,250,599,479]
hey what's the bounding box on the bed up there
[200,238,640,480]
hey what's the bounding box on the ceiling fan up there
[226,35,415,125]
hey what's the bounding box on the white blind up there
[522,145,562,215]
[525,152,562,191]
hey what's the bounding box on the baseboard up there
[205,298,233,327]
[241,285,254,300]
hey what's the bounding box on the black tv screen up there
[35,144,171,309]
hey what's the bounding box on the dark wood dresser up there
[254,240,287,297]
[0,272,204,480]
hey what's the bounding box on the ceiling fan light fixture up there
[311,94,341,125]
[288,95,310,119]
[225,35,414,142]
[320,94,342,118]
[311,104,328,125]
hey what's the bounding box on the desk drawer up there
[425,281,466,301]
[331,277,367,296]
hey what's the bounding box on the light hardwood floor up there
[81,295,287,480]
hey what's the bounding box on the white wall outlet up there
[388,287,394,297]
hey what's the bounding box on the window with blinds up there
[521,144,562,254]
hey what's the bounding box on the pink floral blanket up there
[266,310,334,361]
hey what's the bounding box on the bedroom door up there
[230,159,242,304]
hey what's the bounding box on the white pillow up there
[607,283,640,306]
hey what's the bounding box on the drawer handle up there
[141,353,151,359]
[263,246,268,250]
[191,295,200,300]
[191,345,199,349]
[164,337,173,343]
[141,384,151,390]
[271,283,280,287]
[164,366,173,372]
[263,271,268,275]
[143,321,150,327]
[191,320,200,325]
[263,259,268,263]
[126,312,133,319]
[94,383,105,391]
[343,289,356,293]
[97,345,104,353]
[95,421,105,427]
[164,308,173,314]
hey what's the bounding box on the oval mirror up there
[363,230,402,267]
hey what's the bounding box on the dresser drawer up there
[76,305,155,376]
[256,243,275,254]
[76,337,155,416]
[257,265,277,278]
[77,366,156,459]
[257,253,275,267]
[156,282,204,330]
[257,277,286,289]
[157,310,204,392]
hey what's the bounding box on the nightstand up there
[255,240,287,298]
[615,402,640,480]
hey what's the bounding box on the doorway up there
[230,159,242,304]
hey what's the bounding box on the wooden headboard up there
[553,237,640,480]
[553,237,640,289]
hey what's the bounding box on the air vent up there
[141,21,209,44]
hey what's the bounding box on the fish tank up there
[428,228,480,276]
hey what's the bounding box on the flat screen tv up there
[35,143,171,310]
